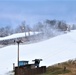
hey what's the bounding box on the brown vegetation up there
[38,59,76,75]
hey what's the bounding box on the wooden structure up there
[15,59,46,75]
[15,65,46,75]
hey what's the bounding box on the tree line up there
[0,19,76,37]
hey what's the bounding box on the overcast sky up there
[0,0,76,27]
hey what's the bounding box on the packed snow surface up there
[0,30,76,75]
[0,32,39,41]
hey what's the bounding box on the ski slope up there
[0,32,39,41]
[0,30,76,75]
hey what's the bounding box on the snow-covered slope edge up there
[0,30,76,75]
[0,32,39,41]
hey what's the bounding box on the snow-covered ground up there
[0,32,39,41]
[0,30,76,75]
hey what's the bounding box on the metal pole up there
[18,42,19,67]
[13,63,15,71]
[15,40,22,75]
[16,40,22,67]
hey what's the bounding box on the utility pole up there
[16,40,22,67]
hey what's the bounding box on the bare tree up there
[15,21,26,33]
[0,26,13,37]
